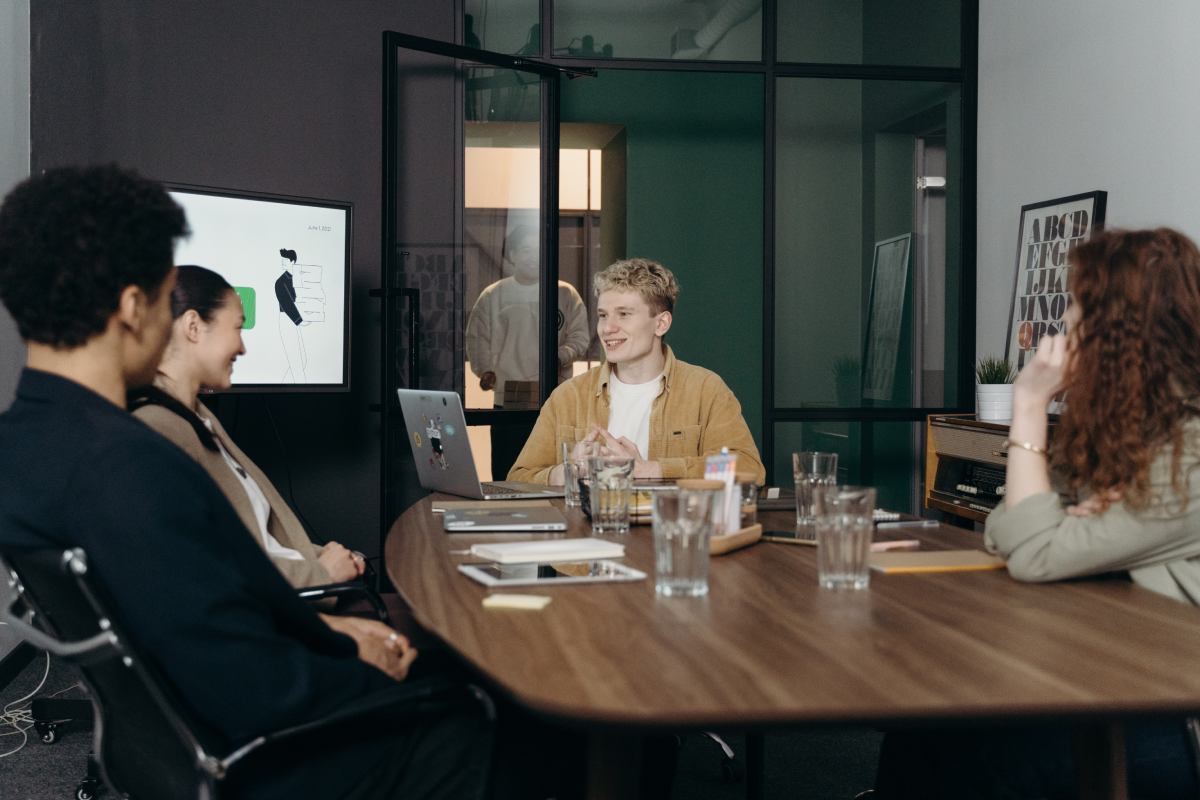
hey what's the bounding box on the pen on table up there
[876,519,938,530]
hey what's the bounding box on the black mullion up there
[773,407,970,422]
[774,63,961,82]
[539,76,561,406]
[761,0,777,483]
[385,29,591,78]
[958,0,980,409]
[379,33,400,557]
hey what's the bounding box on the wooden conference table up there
[386,497,1200,799]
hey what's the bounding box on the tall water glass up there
[561,441,582,507]
[793,451,838,532]
[652,482,720,597]
[814,485,875,590]
[589,456,634,535]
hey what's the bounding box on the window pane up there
[778,0,961,67]
[774,421,922,514]
[561,70,764,440]
[465,0,540,54]
[554,0,761,61]
[775,78,962,409]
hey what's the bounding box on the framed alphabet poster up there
[1004,191,1106,370]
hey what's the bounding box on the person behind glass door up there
[275,247,308,383]
[465,224,590,478]
[876,228,1200,799]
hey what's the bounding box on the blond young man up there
[507,258,765,484]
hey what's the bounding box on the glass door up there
[381,32,589,535]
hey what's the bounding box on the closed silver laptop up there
[442,506,568,532]
[396,389,563,501]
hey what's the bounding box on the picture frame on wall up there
[1004,191,1106,371]
[862,233,912,402]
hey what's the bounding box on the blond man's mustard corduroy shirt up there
[507,345,766,485]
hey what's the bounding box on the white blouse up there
[202,417,305,561]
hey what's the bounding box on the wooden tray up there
[710,523,762,556]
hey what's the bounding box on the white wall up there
[0,0,30,407]
[976,0,1200,356]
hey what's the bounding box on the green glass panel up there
[561,70,765,445]
[774,421,921,513]
[774,77,962,410]
[465,0,540,54]
[778,0,961,67]
[554,0,761,61]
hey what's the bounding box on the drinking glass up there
[561,441,583,507]
[793,451,838,532]
[588,456,634,535]
[652,482,720,597]
[814,485,875,590]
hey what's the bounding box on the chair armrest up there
[218,676,494,776]
[295,581,388,622]
[1,557,120,661]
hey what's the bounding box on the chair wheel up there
[37,722,57,744]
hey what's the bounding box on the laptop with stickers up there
[396,389,563,500]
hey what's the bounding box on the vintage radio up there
[924,414,1054,523]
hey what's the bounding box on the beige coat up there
[507,345,766,485]
[134,402,333,588]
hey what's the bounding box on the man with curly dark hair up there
[0,166,490,799]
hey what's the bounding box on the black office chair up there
[0,546,493,800]
[28,576,389,749]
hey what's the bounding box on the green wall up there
[561,70,765,447]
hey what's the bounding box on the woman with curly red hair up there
[989,227,1200,599]
[874,228,1200,799]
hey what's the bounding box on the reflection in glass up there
[462,114,610,479]
[777,0,961,67]
[464,0,540,54]
[555,0,761,61]
[774,78,961,410]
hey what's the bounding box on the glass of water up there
[588,456,634,535]
[814,485,875,590]
[652,481,721,597]
[793,451,838,533]
[561,441,583,507]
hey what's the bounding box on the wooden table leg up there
[1073,722,1127,800]
[586,730,643,800]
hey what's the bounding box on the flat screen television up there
[166,183,352,392]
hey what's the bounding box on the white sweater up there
[465,277,591,404]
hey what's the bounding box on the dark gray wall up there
[30,1,454,558]
[0,0,29,410]
[0,0,30,673]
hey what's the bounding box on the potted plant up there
[975,355,1016,423]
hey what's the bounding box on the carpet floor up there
[0,655,882,799]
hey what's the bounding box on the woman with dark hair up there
[133,265,365,588]
[876,228,1200,798]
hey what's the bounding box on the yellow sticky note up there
[482,593,552,610]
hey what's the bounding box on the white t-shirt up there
[607,372,663,459]
[203,418,305,561]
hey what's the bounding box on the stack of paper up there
[469,537,625,565]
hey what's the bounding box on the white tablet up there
[458,559,647,587]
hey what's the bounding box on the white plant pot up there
[976,383,1014,423]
